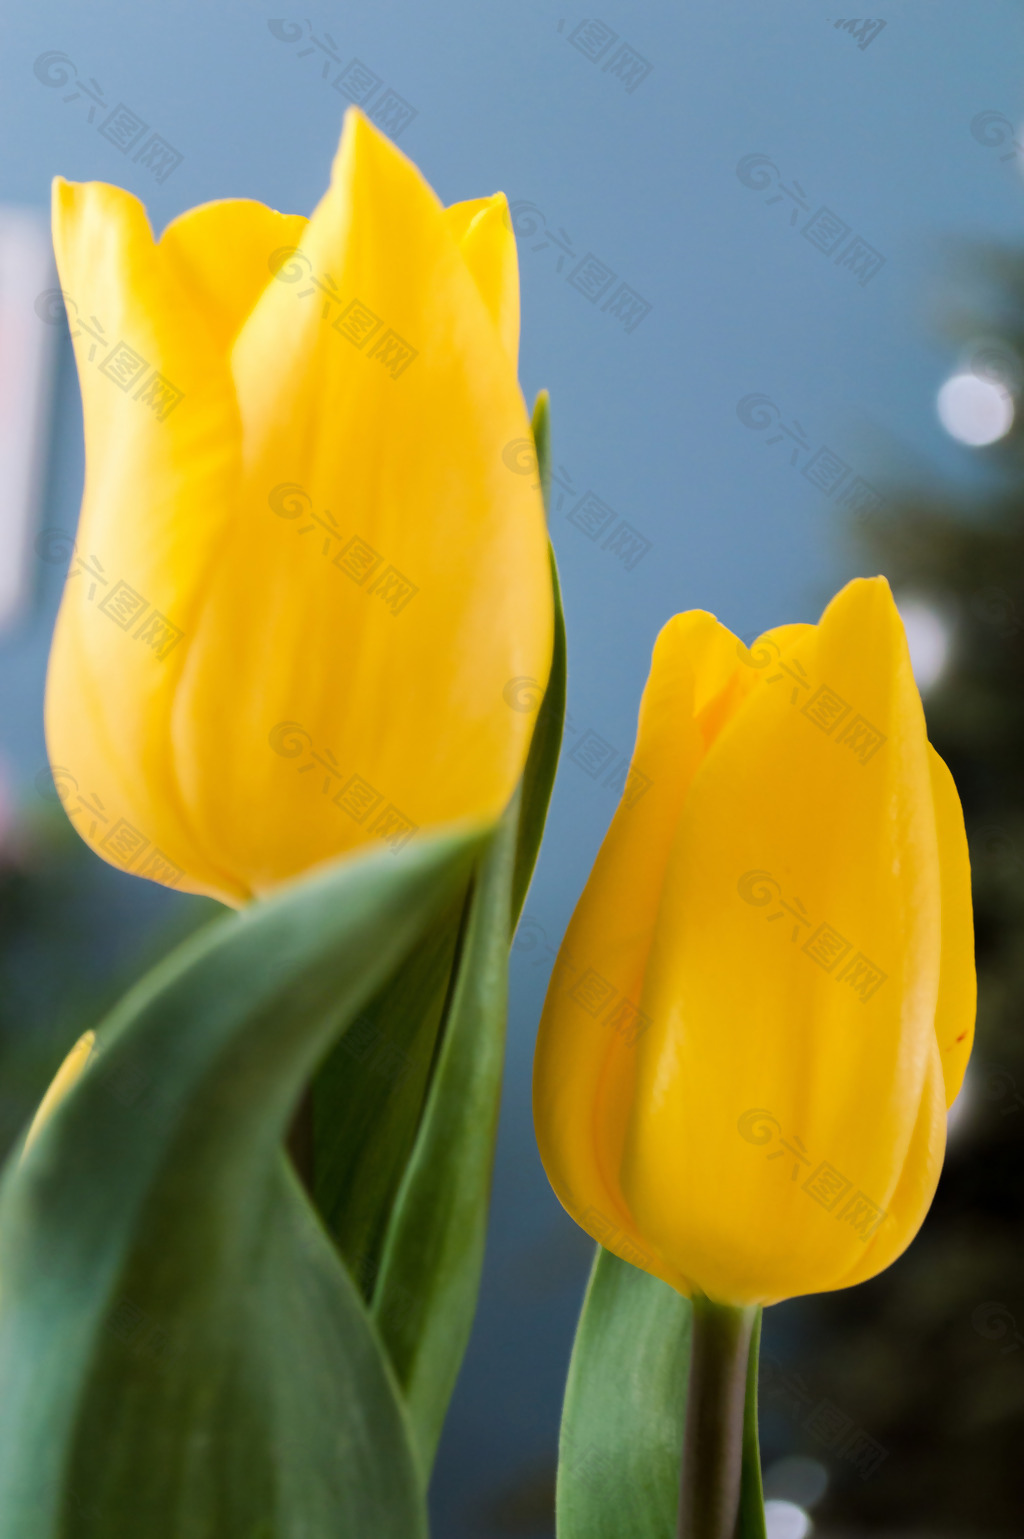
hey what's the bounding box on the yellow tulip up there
[534,577,974,1307]
[45,108,552,907]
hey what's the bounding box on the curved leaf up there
[310,884,468,1287]
[558,1247,693,1538]
[557,1248,766,1539]
[512,390,567,927]
[372,800,518,1476]
[0,830,479,1538]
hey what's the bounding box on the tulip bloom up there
[534,578,974,1307]
[45,108,552,906]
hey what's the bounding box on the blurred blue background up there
[2,2,1023,1534]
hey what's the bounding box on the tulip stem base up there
[677,1293,758,1539]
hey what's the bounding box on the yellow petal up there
[623,577,943,1303]
[444,195,520,369]
[928,745,976,1105]
[533,611,751,1287]
[46,177,246,901]
[829,1049,946,1290]
[22,1031,96,1158]
[159,198,309,356]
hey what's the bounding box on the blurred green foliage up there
[795,248,1024,1533]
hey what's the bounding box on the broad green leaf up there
[558,1247,693,1538]
[0,830,478,1538]
[372,800,519,1477]
[557,1248,766,1539]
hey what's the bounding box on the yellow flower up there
[45,108,552,907]
[533,578,974,1307]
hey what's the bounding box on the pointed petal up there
[443,195,519,369]
[534,611,749,1289]
[159,198,309,354]
[45,178,245,902]
[829,1048,946,1291]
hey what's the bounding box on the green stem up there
[677,1294,759,1539]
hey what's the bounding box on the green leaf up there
[532,387,554,515]
[558,1248,693,1538]
[0,830,479,1538]
[310,884,468,1289]
[557,1249,766,1539]
[371,800,519,1477]
[512,390,567,927]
